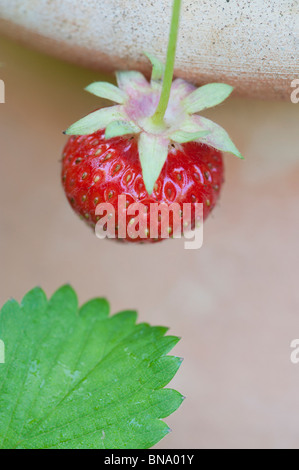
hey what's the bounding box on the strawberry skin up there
[62,129,224,243]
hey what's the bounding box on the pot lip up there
[0,2,295,102]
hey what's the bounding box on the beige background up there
[0,36,299,449]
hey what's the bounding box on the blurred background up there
[0,34,298,449]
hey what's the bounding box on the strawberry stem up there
[150,0,182,127]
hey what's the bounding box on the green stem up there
[150,0,182,127]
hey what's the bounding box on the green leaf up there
[85,82,128,104]
[0,286,183,449]
[144,52,165,81]
[105,120,141,139]
[138,133,169,195]
[65,106,126,135]
[183,83,233,114]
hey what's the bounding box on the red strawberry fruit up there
[62,129,224,242]
[62,2,242,243]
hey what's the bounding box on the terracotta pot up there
[0,0,297,100]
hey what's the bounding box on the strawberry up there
[62,1,242,243]
[62,130,224,242]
